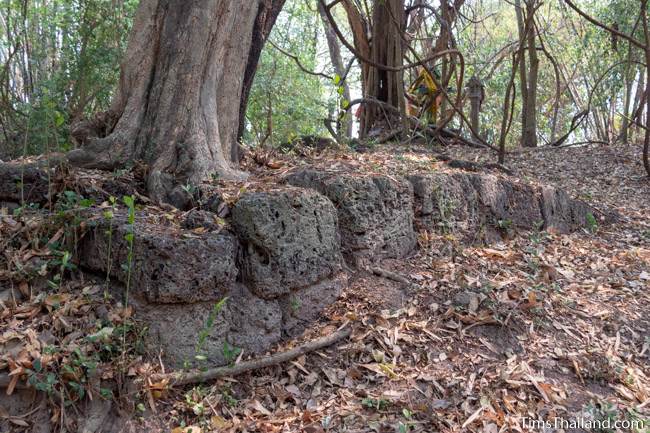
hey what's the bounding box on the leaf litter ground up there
[0,142,648,432]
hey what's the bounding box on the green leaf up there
[333,74,341,85]
[54,111,65,127]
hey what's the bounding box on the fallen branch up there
[149,326,352,387]
[370,266,413,287]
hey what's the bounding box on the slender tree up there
[318,0,353,139]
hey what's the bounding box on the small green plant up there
[290,297,301,312]
[222,341,241,365]
[585,212,598,233]
[181,182,198,196]
[530,220,548,244]
[194,297,228,363]
[362,397,390,411]
[103,196,117,299]
[122,195,136,305]
[184,387,207,416]
[221,387,238,407]
[496,218,513,230]
[47,250,73,290]
[583,400,621,433]
[121,195,136,360]
[27,347,100,403]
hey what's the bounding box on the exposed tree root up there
[369,266,414,288]
[148,326,352,387]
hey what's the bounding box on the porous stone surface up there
[181,208,221,231]
[539,186,591,232]
[286,169,417,263]
[471,174,543,229]
[0,162,53,205]
[75,169,595,369]
[79,187,349,368]
[232,187,343,299]
[135,284,283,368]
[409,172,593,240]
[279,272,348,336]
[80,218,238,304]
[409,172,481,234]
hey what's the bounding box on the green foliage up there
[586,212,599,233]
[103,196,117,299]
[194,297,228,363]
[222,341,241,365]
[0,0,138,158]
[361,397,390,411]
[122,195,136,302]
[245,1,330,147]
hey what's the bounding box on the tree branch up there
[149,326,352,387]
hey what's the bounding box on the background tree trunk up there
[514,0,529,144]
[523,0,539,148]
[318,0,353,139]
[69,0,284,204]
[237,0,286,159]
[361,0,406,137]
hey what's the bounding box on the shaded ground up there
[137,142,650,432]
[1,141,649,432]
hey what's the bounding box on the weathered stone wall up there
[408,172,596,241]
[78,187,348,367]
[286,169,417,264]
[2,162,598,368]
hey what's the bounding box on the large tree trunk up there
[237,0,286,158]
[68,0,284,204]
[361,0,406,137]
[341,0,371,135]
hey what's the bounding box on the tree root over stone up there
[148,325,352,387]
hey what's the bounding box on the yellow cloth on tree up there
[406,68,440,122]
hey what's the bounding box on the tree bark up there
[523,0,539,148]
[318,0,353,139]
[361,0,406,136]
[237,0,286,158]
[514,0,529,144]
[341,0,371,134]
[68,0,284,204]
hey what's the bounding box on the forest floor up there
[1,141,649,433]
[143,141,649,433]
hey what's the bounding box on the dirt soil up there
[1,141,649,432]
